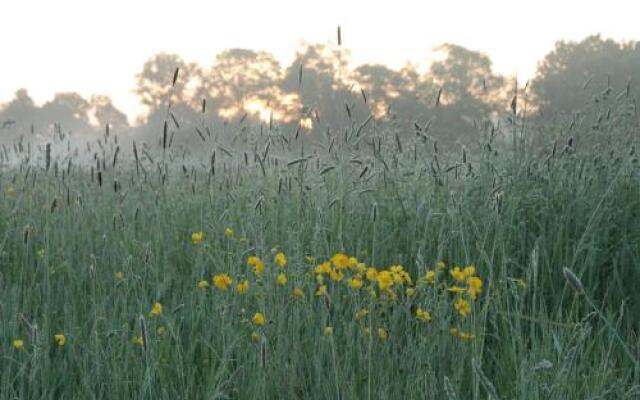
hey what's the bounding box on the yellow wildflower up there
[467,276,483,300]
[416,308,432,322]
[323,326,333,337]
[315,262,331,275]
[247,256,265,275]
[236,280,249,294]
[252,313,266,326]
[224,227,234,238]
[377,328,388,340]
[150,302,162,317]
[329,269,344,282]
[348,257,359,268]
[390,269,412,285]
[450,266,466,282]
[115,271,125,282]
[331,252,350,269]
[390,265,404,273]
[277,273,288,286]
[54,334,66,346]
[275,252,287,268]
[191,231,204,244]
[13,339,24,350]
[197,279,210,289]
[132,336,144,346]
[253,262,264,275]
[406,287,416,297]
[213,273,232,290]
[463,265,476,277]
[366,267,378,282]
[349,277,363,290]
[377,270,394,290]
[247,255,259,266]
[315,285,328,296]
[355,262,367,274]
[454,298,471,317]
[292,287,304,300]
[424,270,436,285]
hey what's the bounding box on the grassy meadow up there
[0,99,639,399]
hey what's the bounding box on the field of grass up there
[0,105,639,399]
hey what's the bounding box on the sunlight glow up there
[299,117,313,130]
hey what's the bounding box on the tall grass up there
[0,86,639,399]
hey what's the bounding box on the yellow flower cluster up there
[150,302,163,317]
[191,231,204,245]
[442,264,484,340]
[313,255,422,307]
[54,334,66,346]
[236,280,250,294]
[247,256,265,275]
[183,245,484,346]
[213,273,233,290]
[275,252,287,268]
[447,265,482,298]
[252,312,266,326]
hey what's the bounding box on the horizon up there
[2,0,640,123]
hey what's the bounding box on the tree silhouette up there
[354,63,427,124]
[0,89,37,123]
[532,35,640,114]
[40,92,92,133]
[135,53,199,116]
[0,89,39,138]
[90,95,129,131]
[424,44,506,146]
[429,44,504,113]
[281,43,353,130]
[197,48,290,122]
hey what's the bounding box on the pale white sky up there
[1,0,639,122]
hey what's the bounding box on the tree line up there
[1,35,639,149]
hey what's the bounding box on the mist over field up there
[1,2,639,399]
[1,33,639,166]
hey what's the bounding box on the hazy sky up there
[1,0,639,122]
